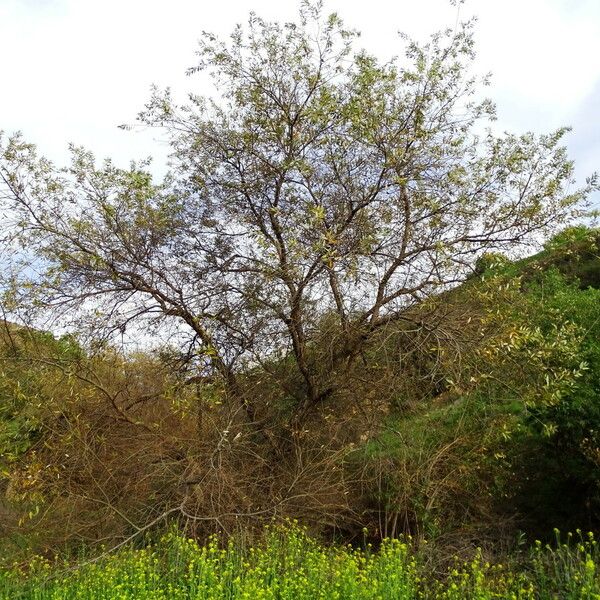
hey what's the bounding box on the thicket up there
[1,227,599,565]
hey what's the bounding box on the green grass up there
[1,526,600,599]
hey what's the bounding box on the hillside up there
[0,227,598,566]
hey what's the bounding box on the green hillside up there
[1,227,599,562]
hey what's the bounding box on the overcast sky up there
[1,0,599,207]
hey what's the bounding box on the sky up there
[1,0,599,207]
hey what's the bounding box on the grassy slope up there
[353,228,600,544]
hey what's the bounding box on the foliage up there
[1,227,599,556]
[1,2,594,422]
[474,251,510,275]
[0,2,600,580]
[455,249,600,536]
[342,229,600,544]
[0,326,82,466]
[1,526,600,599]
[353,394,519,542]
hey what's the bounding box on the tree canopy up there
[0,1,595,423]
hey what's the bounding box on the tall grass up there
[1,526,599,599]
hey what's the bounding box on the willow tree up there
[0,2,593,423]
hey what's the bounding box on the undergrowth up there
[1,526,599,599]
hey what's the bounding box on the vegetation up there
[0,226,599,596]
[2,525,600,599]
[0,2,593,426]
[0,1,599,597]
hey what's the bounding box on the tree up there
[0,1,595,425]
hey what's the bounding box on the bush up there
[474,252,510,275]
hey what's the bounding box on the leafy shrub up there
[474,251,510,275]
